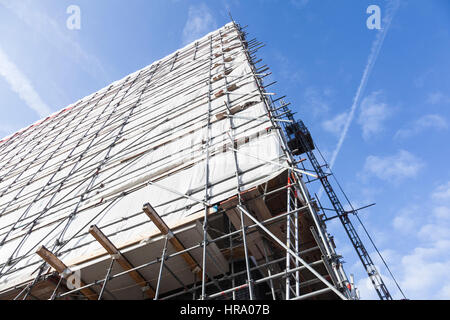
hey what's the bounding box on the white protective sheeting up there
[0,22,289,293]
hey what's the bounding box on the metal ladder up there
[274,101,392,300]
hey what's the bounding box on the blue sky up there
[0,0,449,299]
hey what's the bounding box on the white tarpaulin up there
[0,22,289,293]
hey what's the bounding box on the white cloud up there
[372,183,450,299]
[357,91,391,140]
[0,47,51,118]
[418,224,450,243]
[433,206,450,220]
[392,206,420,234]
[427,91,450,105]
[301,87,332,117]
[363,150,424,183]
[399,240,450,298]
[419,224,450,243]
[356,277,381,300]
[432,182,450,201]
[377,224,450,299]
[336,183,450,300]
[395,205,450,299]
[182,3,217,45]
[356,181,450,299]
[322,112,347,137]
[356,266,403,300]
[367,217,450,299]
[395,114,448,139]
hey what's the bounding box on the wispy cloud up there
[357,91,391,140]
[290,0,310,9]
[0,47,51,118]
[400,184,450,298]
[301,86,333,117]
[434,206,450,220]
[427,91,450,105]
[182,3,217,45]
[273,51,305,85]
[322,112,348,137]
[370,183,450,299]
[398,240,450,299]
[413,69,433,88]
[363,149,424,183]
[401,184,450,298]
[328,0,400,168]
[432,181,450,201]
[392,205,421,234]
[395,114,448,140]
[0,0,108,81]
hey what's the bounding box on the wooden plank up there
[143,203,202,279]
[36,246,98,300]
[60,206,208,267]
[89,225,155,298]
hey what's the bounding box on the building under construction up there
[0,21,395,300]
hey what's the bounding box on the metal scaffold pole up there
[0,21,369,301]
[201,34,214,300]
[219,28,255,300]
[272,94,396,299]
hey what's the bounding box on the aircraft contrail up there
[329,0,400,170]
[0,47,51,118]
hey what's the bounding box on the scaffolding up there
[0,21,390,301]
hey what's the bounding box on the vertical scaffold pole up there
[294,185,300,296]
[236,204,347,300]
[98,257,115,300]
[201,35,214,300]
[219,26,254,300]
[286,170,292,299]
[155,235,169,300]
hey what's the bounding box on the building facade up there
[0,22,353,300]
